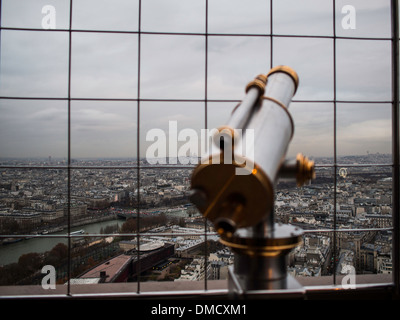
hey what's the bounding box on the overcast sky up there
[0,0,394,163]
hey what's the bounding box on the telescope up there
[190,66,315,293]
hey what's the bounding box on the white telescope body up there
[190,66,309,234]
[232,69,296,183]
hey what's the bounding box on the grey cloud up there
[0,30,69,98]
[0,100,67,158]
[141,0,204,33]
[0,0,394,160]
[140,35,205,100]
[72,0,139,31]
[1,0,70,29]
[208,0,270,34]
[71,32,138,99]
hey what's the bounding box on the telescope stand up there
[221,222,304,297]
[227,267,304,299]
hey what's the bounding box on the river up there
[0,219,123,266]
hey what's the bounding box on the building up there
[175,258,211,282]
[365,214,392,228]
[74,242,175,283]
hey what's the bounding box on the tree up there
[121,218,137,233]
[0,263,24,285]
[49,243,68,260]
[44,243,68,267]
[18,252,42,276]
[86,257,98,269]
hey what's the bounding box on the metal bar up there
[0,282,394,300]
[0,163,393,170]
[0,25,394,42]
[0,96,393,104]
[0,96,71,100]
[293,100,393,104]
[270,0,273,68]
[0,227,394,240]
[302,227,394,234]
[0,0,2,95]
[66,0,73,296]
[391,0,400,296]
[332,0,338,286]
[0,232,219,238]
[204,0,209,291]
[332,163,392,167]
[0,165,194,169]
[272,34,392,41]
[136,0,142,294]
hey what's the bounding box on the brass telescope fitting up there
[279,153,316,187]
[245,73,268,95]
[267,65,299,94]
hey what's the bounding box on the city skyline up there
[0,151,393,163]
[0,153,393,277]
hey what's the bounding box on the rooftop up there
[78,254,132,283]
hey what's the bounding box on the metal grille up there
[0,0,399,297]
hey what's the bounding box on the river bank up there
[0,218,124,266]
[0,206,192,266]
[0,213,117,244]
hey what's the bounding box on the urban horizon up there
[0,151,393,161]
